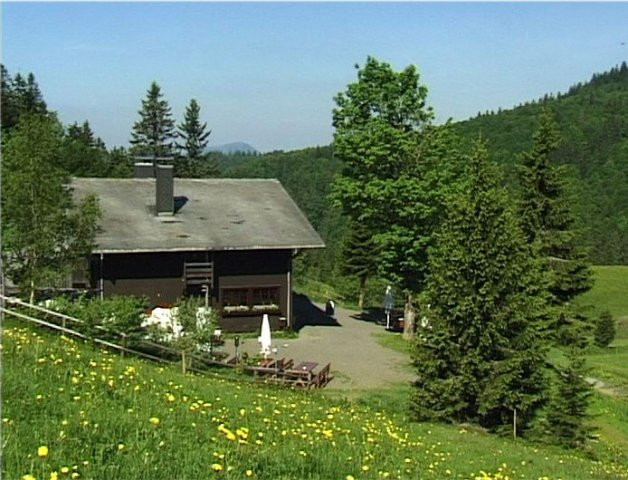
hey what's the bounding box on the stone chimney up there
[133,162,154,178]
[155,164,174,216]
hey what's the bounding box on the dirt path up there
[222,303,415,390]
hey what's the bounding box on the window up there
[222,288,249,308]
[221,285,280,315]
[252,287,280,306]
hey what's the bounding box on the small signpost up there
[384,286,394,330]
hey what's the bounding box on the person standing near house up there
[325,299,336,318]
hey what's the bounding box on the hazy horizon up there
[3,2,627,153]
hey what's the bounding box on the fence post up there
[513,408,517,440]
[181,350,186,374]
[121,334,127,358]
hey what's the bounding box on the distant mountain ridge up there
[206,142,257,155]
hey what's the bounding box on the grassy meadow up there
[3,266,627,480]
[3,319,628,480]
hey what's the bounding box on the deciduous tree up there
[332,57,463,337]
[1,114,101,303]
[340,221,378,310]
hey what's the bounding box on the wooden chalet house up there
[71,163,324,332]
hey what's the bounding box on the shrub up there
[594,310,616,348]
[543,347,593,448]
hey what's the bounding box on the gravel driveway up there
[222,298,415,390]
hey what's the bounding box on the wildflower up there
[346,476,356,480]
[211,463,223,472]
[149,417,160,426]
[246,470,253,477]
[362,465,370,472]
[50,473,59,480]
[118,443,125,451]
[22,475,36,480]
[61,467,70,474]
[37,445,49,458]
[71,474,80,479]
[167,394,175,402]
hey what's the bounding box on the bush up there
[594,310,616,348]
[47,294,148,342]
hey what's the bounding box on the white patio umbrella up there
[258,313,272,359]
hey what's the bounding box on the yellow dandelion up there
[61,467,70,474]
[149,417,160,426]
[22,475,36,480]
[118,443,125,451]
[71,474,80,479]
[50,472,59,480]
[245,470,253,477]
[211,463,223,472]
[346,476,355,480]
[362,465,370,472]
[37,445,49,458]
[167,394,175,402]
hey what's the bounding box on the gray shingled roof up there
[71,178,325,253]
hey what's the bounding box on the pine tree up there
[412,140,549,434]
[130,82,175,158]
[62,120,109,177]
[1,64,18,131]
[177,99,211,158]
[518,110,592,304]
[593,310,616,348]
[175,99,217,177]
[340,221,378,309]
[1,66,47,131]
[544,346,593,448]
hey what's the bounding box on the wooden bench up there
[312,363,332,388]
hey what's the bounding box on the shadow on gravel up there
[350,307,383,325]
[293,293,340,331]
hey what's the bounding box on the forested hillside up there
[224,63,628,272]
[454,63,628,264]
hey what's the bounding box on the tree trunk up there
[403,293,416,340]
[29,279,35,305]
[358,276,367,310]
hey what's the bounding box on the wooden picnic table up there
[284,362,318,387]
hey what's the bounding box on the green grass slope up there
[577,266,628,319]
[3,320,628,480]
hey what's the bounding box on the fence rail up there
[0,294,230,375]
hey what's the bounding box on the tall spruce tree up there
[517,111,592,336]
[340,221,378,309]
[412,140,549,434]
[175,98,218,177]
[130,82,175,158]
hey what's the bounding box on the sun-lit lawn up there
[577,266,628,320]
[4,320,628,480]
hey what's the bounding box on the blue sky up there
[2,2,627,152]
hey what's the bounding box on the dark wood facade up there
[89,249,293,332]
